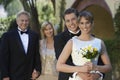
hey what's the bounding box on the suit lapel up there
[27,30,32,55]
[64,30,72,42]
[14,29,26,55]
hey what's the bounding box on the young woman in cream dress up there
[37,21,58,80]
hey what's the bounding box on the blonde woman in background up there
[37,21,58,80]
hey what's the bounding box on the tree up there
[6,0,23,16]
[0,0,55,39]
[114,5,120,39]
[114,5,120,59]
[0,0,40,37]
[19,0,40,38]
[37,0,55,24]
[58,0,66,33]
[113,7,120,80]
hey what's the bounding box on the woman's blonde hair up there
[41,21,54,38]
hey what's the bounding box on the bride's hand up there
[84,62,95,71]
[80,65,91,72]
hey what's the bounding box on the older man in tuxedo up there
[0,11,41,80]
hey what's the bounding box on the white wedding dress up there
[69,36,102,80]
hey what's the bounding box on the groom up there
[54,8,103,80]
[0,11,41,80]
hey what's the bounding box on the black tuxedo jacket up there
[54,29,104,80]
[0,28,41,80]
[54,29,80,80]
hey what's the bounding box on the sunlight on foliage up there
[36,0,55,25]
[0,16,15,37]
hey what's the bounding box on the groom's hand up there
[77,72,90,80]
[84,62,94,71]
[89,73,100,80]
[77,72,100,80]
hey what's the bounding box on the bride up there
[56,11,112,80]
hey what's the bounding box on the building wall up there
[105,0,120,17]
[65,0,74,9]
[65,0,120,18]
[85,5,114,39]
[56,0,120,20]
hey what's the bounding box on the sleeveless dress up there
[37,39,58,80]
[69,36,102,80]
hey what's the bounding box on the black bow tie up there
[20,30,28,34]
[70,32,81,37]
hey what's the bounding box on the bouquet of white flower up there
[79,45,98,59]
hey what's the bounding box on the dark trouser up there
[0,71,1,80]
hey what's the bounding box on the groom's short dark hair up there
[63,8,78,20]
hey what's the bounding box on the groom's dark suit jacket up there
[0,28,41,80]
[54,29,104,80]
[54,29,80,80]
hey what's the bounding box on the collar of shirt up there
[18,27,28,32]
[68,29,80,34]
[17,27,28,35]
[17,27,29,54]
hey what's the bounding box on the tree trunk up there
[19,0,41,39]
[58,0,66,33]
[30,7,41,38]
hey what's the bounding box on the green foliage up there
[0,0,13,8]
[104,39,120,80]
[37,0,55,25]
[0,16,15,37]
[113,7,120,79]
[0,0,23,16]
[6,0,23,16]
[97,7,120,76]
[114,5,120,39]
[57,0,66,33]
